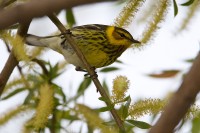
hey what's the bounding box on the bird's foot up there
[75,66,98,79]
[60,29,71,38]
[75,66,87,72]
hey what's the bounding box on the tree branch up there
[0,0,116,30]
[0,51,18,96]
[149,52,200,133]
[0,21,31,97]
[48,13,125,132]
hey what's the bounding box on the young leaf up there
[124,122,135,132]
[77,78,92,93]
[126,120,151,129]
[181,0,195,6]
[66,8,76,28]
[99,105,114,112]
[123,95,131,103]
[100,67,119,73]
[192,117,200,133]
[122,96,131,119]
[98,96,110,103]
[23,89,35,105]
[102,80,110,96]
[52,83,66,102]
[173,0,178,16]
[48,63,61,81]
[1,88,26,100]
[118,96,131,120]
[66,79,91,103]
[115,60,123,64]
[185,58,194,63]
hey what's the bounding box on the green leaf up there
[66,8,76,28]
[66,79,91,104]
[98,96,110,103]
[52,84,66,102]
[100,67,119,73]
[181,0,195,6]
[23,89,35,105]
[118,96,131,120]
[77,78,92,93]
[115,60,123,64]
[126,120,151,129]
[173,0,178,16]
[48,63,61,80]
[102,80,110,96]
[99,105,114,112]
[185,58,194,63]
[124,122,135,133]
[39,62,63,82]
[115,95,131,104]
[123,95,131,102]
[192,117,200,133]
[1,88,26,100]
[122,96,131,119]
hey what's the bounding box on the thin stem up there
[48,13,125,132]
[0,51,18,96]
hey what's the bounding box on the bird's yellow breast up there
[85,50,109,68]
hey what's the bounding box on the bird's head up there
[106,26,140,47]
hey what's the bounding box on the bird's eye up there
[119,33,126,38]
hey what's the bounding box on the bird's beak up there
[131,38,140,43]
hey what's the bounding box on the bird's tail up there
[26,34,63,53]
[26,34,61,46]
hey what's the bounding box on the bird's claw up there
[75,66,98,79]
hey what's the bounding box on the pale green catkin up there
[113,0,145,28]
[141,0,170,44]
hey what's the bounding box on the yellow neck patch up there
[106,26,129,46]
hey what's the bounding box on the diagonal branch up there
[0,0,116,30]
[149,52,200,133]
[48,13,125,132]
[0,51,18,96]
[0,21,31,97]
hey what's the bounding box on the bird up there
[26,24,140,71]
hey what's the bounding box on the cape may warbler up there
[26,24,140,70]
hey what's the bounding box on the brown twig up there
[48,13,125,132]
[0,21,31,97]
[0,51,18,96]
[0,0,17,8]
[0,0,116,30]
[149,52,200,133]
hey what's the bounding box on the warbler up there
[26,24,140,70]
